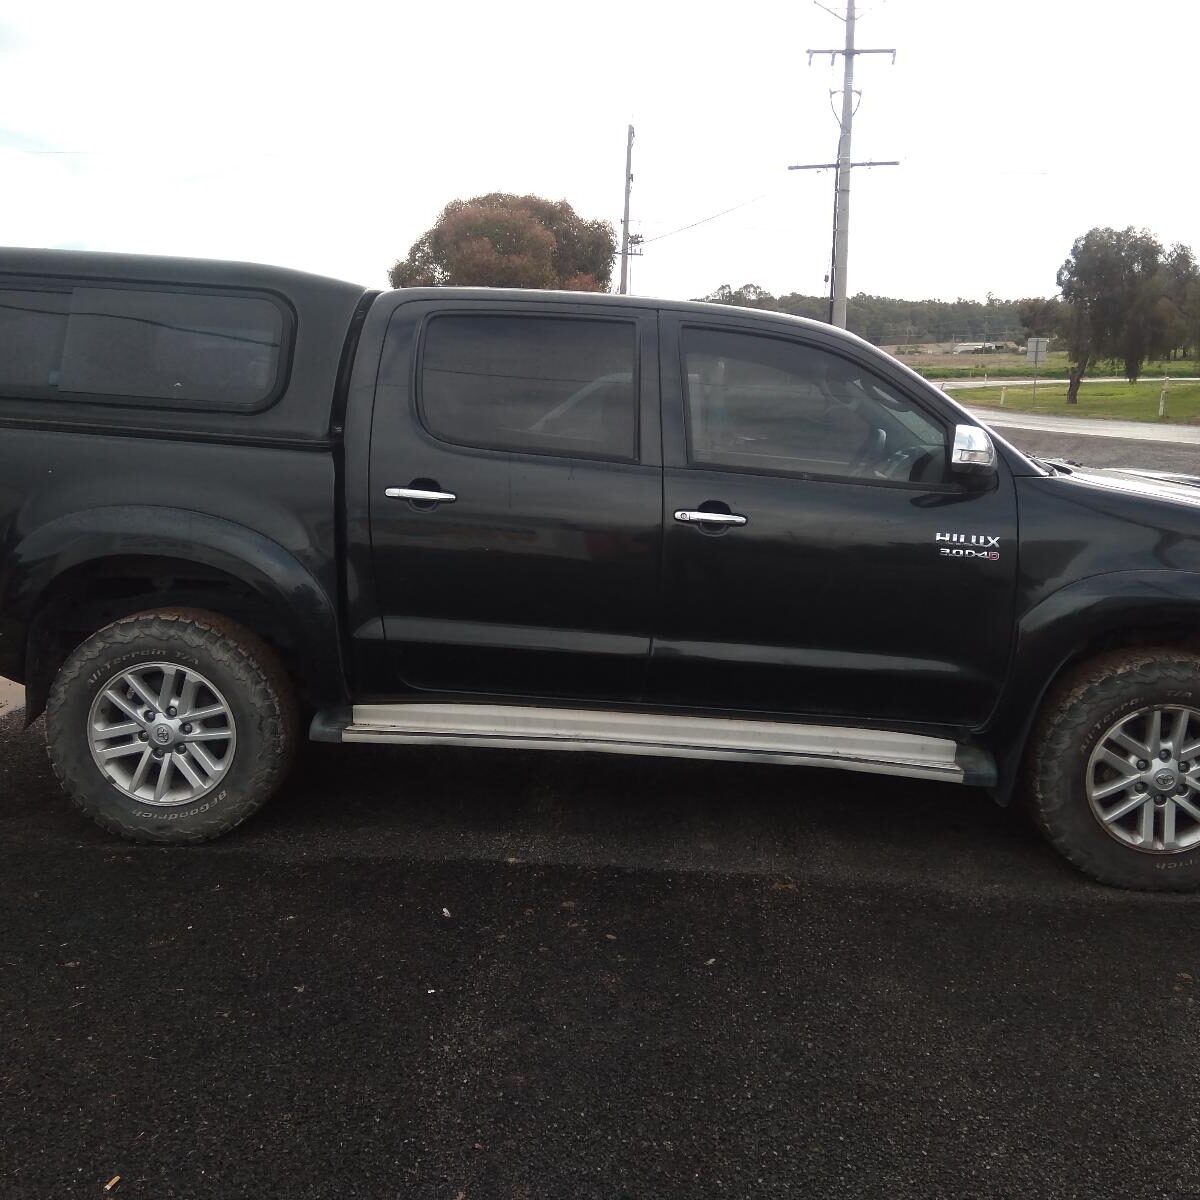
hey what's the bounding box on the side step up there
[332,703,994,786]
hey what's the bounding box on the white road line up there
[968,407,1200,444]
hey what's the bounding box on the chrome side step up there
[338,703,985,785]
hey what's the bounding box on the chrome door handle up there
[674,510,747,526]
[386,487,457,503]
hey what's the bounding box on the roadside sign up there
[1026,337,1049,399]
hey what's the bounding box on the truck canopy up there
[0,247,370,445]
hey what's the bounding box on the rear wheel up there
[1029,648,1200,890]
[46,609,297,843]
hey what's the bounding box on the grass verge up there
[961,380,1200,423]
[908,353,1199,381]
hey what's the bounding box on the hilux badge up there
[936,531,1000,561]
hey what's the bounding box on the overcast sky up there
[2,0,1197,302]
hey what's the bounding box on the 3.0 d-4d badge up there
[936,531,1000,560]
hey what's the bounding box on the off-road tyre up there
[45,609,298,843]
[1028,647,1200,891]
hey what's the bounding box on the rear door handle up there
[385,487,457,503]
[674,510,747,526]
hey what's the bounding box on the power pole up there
[803,0,896,328]
[830,0,858,329]
[789,157,899,322]
[619,124,635,295]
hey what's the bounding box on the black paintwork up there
[4,248,1200,800]
[363,297,662,700]
[653,310,1018,727]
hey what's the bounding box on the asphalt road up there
[972,409,1200,448]
[995,424,1200,474]
[3,700,1200,1200]
[4,424,1200,1199]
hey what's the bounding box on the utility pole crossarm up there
[789,160,899,170]
[806,48,895,64]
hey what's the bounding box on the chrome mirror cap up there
[951,424,996,473]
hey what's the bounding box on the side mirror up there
[950,423,997,483]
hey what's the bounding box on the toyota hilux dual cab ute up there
[5,248,1200,890]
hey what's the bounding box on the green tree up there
[389,194,616,291]
[695,283,780,310]
[1056,226,1166,401]
[778,292,1023,344]
[1154,243,1199,360]
[1185,274,1200,361]
[1016,296,1061,340]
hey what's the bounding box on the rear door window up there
[419,314,638,461]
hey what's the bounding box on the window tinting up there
[682,327,948,485]
[0,288,70,389]
[57,288,284,407]
[421,315,637,460]
[0,283,284,408]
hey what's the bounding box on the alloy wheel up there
[87,662,236,806]
[1086,705,1200,854]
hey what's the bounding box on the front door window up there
[682,326,949,486]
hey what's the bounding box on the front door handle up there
[386,487,457,503]
[674,510,747,526]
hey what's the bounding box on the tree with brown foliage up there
[389,194,616,292]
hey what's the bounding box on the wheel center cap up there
[152,723,174,746]
[1154,767,1177,791]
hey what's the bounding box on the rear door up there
[367,297,662,701]
[650,312,1018,727]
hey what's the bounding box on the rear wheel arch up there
[9,506,346,720]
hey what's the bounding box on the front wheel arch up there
[983,572,1200,805]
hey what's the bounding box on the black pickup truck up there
[4,248,1200,890]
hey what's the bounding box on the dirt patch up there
[0,677,24,714]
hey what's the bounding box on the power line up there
[639,193,772,245]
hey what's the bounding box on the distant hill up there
[695,284,1025,347]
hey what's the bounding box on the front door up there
[650,314,1018,727]
[368,298,661,701]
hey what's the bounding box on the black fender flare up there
[3,505,346,717]
[986,569,1200,802]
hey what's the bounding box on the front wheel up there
[46,609,298,843]
[1029,648,1200,890]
